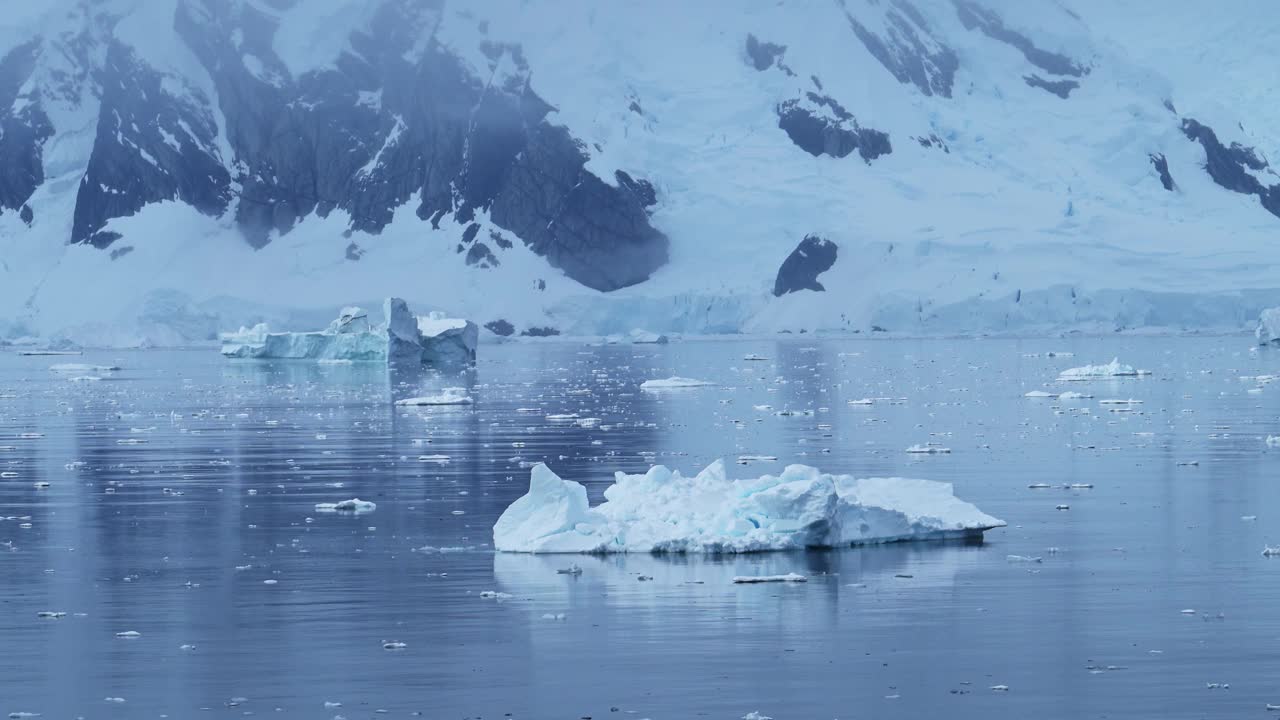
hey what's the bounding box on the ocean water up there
[2,336,1280,719]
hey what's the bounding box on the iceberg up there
[314,498,376,513]
[219,298,477,366]
[1058,358,1147,381]
[395,388,473,406]
[1258,308,1280,345]
[640,376,715,389]
[492,460,1004,553]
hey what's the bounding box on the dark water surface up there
[2,337,1280,719]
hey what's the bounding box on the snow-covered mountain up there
[2,0,1279,345]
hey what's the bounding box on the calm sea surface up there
[2,336,1279,719]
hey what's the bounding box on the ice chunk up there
[395,388,473,406]
[220,298,476,366]
[732,573,808,583]
[630,329,669,344]
[1258,308,1280,345]
[1058,359,1147,381]
[1024,390,1055,398]
[314,498,376,513]
[49,363,120,373]
[905,444,951,454]
[493,460,1004,553]
[640,376,715,389]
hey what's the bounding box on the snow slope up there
[2,0,1280,345]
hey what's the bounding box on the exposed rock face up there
[1150,153,1175,191]
[774,235,838,296]
[1182,119,1280,218]
[484,319,515,336]
[840,0,957,98]
[0,41,54,215]
[745,34,788,72]
[953,0,1089,78]
[777,93,891,162]
[4,0,667,292]
[1024,75,1078,99]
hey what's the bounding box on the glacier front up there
[220,298,477,366]
[493,460,1004,553]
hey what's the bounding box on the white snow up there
[1058,359,1144,381]
[640,376,715,389]
[492,460,1004,553]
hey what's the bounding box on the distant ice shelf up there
[493,460,1003,553]
[220,297,476,366]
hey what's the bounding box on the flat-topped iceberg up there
[1058,358,1148,381]
[640,376,715,389]
[220,298,477,366]
[1258,308,1280,345]
[493,460,1004,553]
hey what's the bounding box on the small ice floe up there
[737,455,778,464]
[114,630,141,639]
[49,363,119,373]
[104,697,125,704]
[732,573,808,584]
[8,712,41,718]
[545,413,579,422]
[1243,515,1258,522]
[640,376,714,389]
[905,444,951,454]
[1176,461,1199,467]
[1267,703,1280,712]
[18,433,42,439]
[37,611,66,619]
[1206,683,1230,690]
[1098,398,1143,405]
[742,713,773,720]
[1262,546,1280,557]
[314,498,376,513]
[479,591,512,599]
[1057,391,1092,400]
[989,685,1009,692]
[263,579,278,585]
[0,472,16,478]
[1267,436,1280,447]
[1024,390,1055,398]
[68,375,102,382]
[1006,555,1043,563]
[556,564,583,575]
[541,613,566,621]
[743,354,768,361]
[1180,609,1197,615]
[1028,483,1052,489]
[417,454,450,463]
[847,398,874,405]
[1055,504,1070,511]
[1058,359,1147,381]
[382,641,407,650]
[115,438,147,445]
[395,388,472,406]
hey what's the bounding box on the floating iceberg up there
[492,460,1004,553]
[314,498,376,513]
[1058,358,1148,381]
[395,388,473,406]
[1258,308,1280,345]
[629,329,669,344]
[220,298,477,366]
[640,376,715,389]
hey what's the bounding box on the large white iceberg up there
[1057,358,1146,381]
[493,461,1004,553]
[220,298,477,366]
[1258,308,1280,345]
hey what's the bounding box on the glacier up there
[492,460,1004,553]
[220,298,477,366]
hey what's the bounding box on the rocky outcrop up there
[1024,75,1078,99]
[1149,153,1175,191]
[841,0,957,98]
[1182,119,1280,218]
[953,1,1089,78]
[774,235,838,296]
[777,93,891,162]
[0,40,53,217]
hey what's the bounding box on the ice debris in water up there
[314,499,376,513]
[905,444,951,454]
[49,363,119,373]
[220,297,476,366]
[1024,390,1055,398]
[395,388,473,406]
[732,573,808,584]
[640,376,716,389]
[1262,546,1280,557]
[493,460,1003,553]
[1058,358,1148,381]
